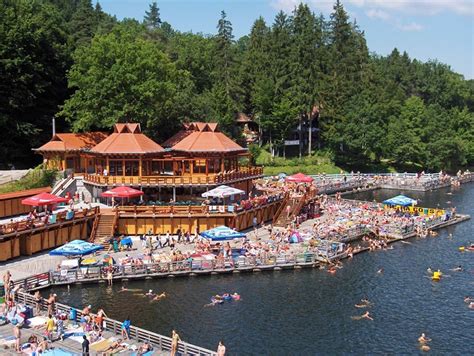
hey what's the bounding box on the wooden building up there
[0,187,51,218]
[34,132,108,172]
[35,122,263,198]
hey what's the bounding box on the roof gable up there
[91,126,163,154]
[170,122,245,153]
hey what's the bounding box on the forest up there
[0,0,473,172]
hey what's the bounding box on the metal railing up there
[49,252,321,286]
[14,291,216,356]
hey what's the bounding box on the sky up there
[99,0,474,79]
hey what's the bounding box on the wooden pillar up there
[122,159,125,177]
[106,156,110,174]
[220,156,225,172]
[139,156,143,177]
[205,159,209,175]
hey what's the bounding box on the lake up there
[49,184,474,355]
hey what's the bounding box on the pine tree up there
[144,2,161,30]
[215,10,234,95]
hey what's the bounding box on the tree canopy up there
[0,0,472,172]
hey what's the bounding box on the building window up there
[109,160,123,176]
[194,160,206,174]
[125,161,139,176]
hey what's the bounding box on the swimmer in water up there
[418,333,431,344]
[352,311,373,320]
[427,267,433,273]
[145,289,155,297]
[377,268,384,274]
[450,265,462,272]
[464,296,474,303]
[119,286,128,292]
[448,233,453,239]
[469,302,474,310]
[152,292,166,301]
[355,299,372,308]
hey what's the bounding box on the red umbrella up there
[101,186,144,198]
[285,173,314,183]
[21,192,68,206]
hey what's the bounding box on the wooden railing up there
[83,167,264,186]
[88,212,101,242]
[0,206,100,237]
[14,291,216,356]
[116,195,284,217]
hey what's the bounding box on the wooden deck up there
[10,292,215,355]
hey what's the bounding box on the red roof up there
[167,122,246,153]
[91,123,164,155]
[35,132,108,152]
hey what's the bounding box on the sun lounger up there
[90,338,114,352]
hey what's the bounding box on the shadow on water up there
[50,185,474,355]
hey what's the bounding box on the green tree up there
[144,2,162,30]
[0,0,69,168]
[58,22,194,140]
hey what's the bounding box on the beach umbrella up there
[21,192,68,206]
[202,185,245,199]
[285,173,314,183]
[101,186,144,198]
[49,239,103,256]
[383,195,417,207]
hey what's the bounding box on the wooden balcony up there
[82,166,264,187]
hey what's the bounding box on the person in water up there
[377,268,384,274]
[418,333,431,344]
[464,296,474,303]
[153,292,166,301]
[450,265,462,272]
[352,311,373,320]
[145,289,154,297]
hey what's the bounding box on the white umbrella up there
[202,185,245,199]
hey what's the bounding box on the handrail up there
[272,192,290,223]
[14,291,216,356]
[88,213,101,242]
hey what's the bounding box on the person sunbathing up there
[137,341,152,355]
[103,339,127,353]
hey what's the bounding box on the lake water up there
[49,185,474,355]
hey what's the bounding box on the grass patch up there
[0,167,58,194]
[254,148,343,176]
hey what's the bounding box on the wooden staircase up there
[89,210,117,248]
[273,193,307,227]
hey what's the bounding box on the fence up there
[48,251,322,286]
